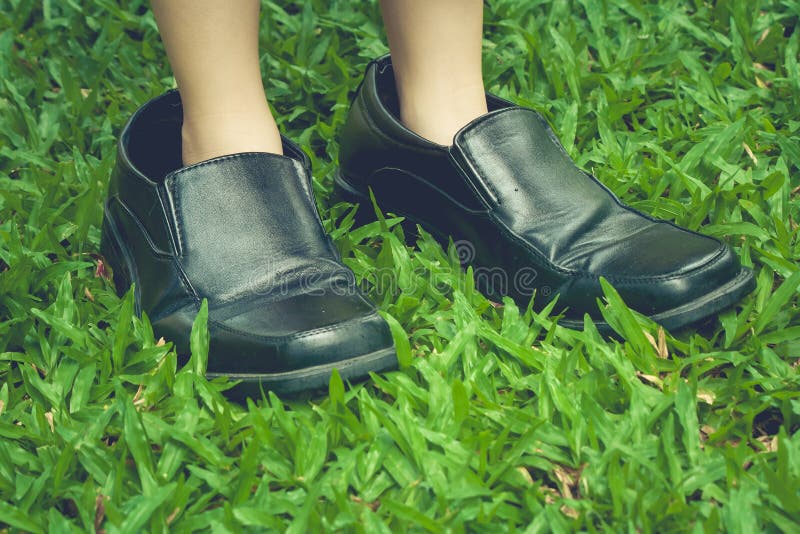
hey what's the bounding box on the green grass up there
[1,0,799,531]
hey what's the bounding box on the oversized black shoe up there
[336,56,755,332]
[100,90,397,397]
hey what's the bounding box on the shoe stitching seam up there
[490,215,728,282]
[165,179,185,256]
[113,198,173,259]
[173,260,201,306]
[104,201,200,316]
[456,138,504,206]
[167,151,285,180]
[209,312,380,343]
[606,245,727,282]
[161,182,202,304]
[103,202,143,310]
[455,107,548,205]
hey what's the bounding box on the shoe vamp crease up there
[183,255,350,308]
[523,218,721,278]
[207,278,372,338]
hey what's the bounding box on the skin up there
[379,0,487,146]
[150,0,488,164]
[151,0,284,163]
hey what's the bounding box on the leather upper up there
[106,90,393,373]
[163,153,346,307]
[338,56,747,319]
[451,107,725,278]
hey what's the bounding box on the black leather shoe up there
[336,56,755,332]
[100,90,396,397]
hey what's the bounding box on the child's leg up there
[151,0,283,164]
[379,0,487,146]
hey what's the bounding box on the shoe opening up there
[121,90,184,183]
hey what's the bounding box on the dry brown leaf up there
[561,505,579,519]
[644,330,658,353]
[743,142,758,166]
[636,371,663,389]
[84,286,95,302]
[756,435,778,453]
[350,495,380,511]
[756,27,770,46]
[166,507,181,525]
[95,494,106,532]
[132,384,145,407]
[657,327,668,359]
[697,390,715,405]
[699,425,716,447]
[553,465,583,500]
[538,486,558,505]
[44,411,54,432]
[516,466,534,485]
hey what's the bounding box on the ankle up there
[180,110,283,166]
[400,105,487,146]
[397,85,488,146]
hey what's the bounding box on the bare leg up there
[151,0,283,165]
[379,0,488,146]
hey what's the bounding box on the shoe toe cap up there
[557,236,750,321]
[613,241,746,315]
[153,290,396,376]
[596,222,724,278]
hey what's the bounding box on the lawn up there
[1,0,799,531]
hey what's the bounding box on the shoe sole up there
[333,172,755,334]
[99,203,398,398]
[207,346,398,400]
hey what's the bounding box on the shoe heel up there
[99,212,134,299]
